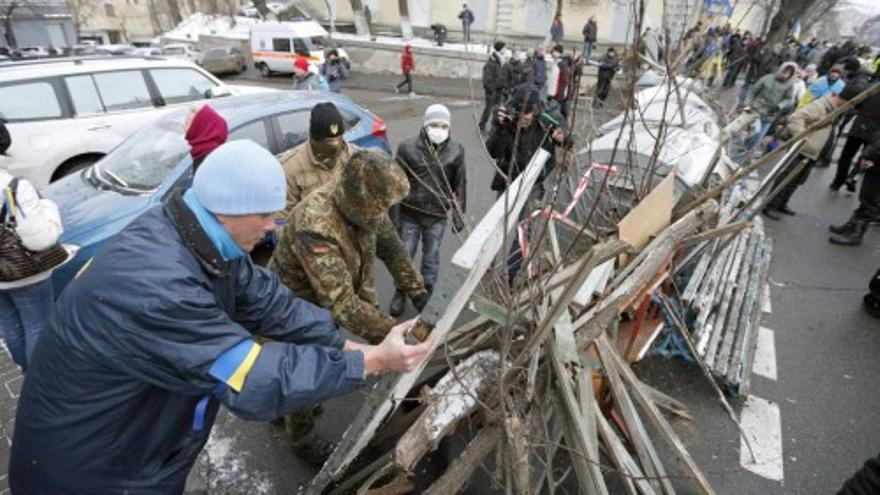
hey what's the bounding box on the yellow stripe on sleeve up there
[226,342,262,392]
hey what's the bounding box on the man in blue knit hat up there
[9,140,431,494]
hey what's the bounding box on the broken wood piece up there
[393,351,500,472]
[597,334,717,495]
[422,426,501,495]
[638,380,693,421]
[594,400,657,495]
[617,172,675,264]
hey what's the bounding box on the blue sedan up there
[44,91,391,292]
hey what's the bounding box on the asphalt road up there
[187,74,880,494]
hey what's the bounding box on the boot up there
[829,219,867,246]
[776,204,796,216]
[292,434,337,467]
[863,294,880,319]
[829,217,857,235]
[389,290,406,317]
[762,207,781,221]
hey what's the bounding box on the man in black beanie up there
[277,101,355,219]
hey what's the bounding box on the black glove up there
[411,291,430,312]
[452,213,465,234]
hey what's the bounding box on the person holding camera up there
[320,49,349,94]
[389,104,466,317]
[487,84,570,283]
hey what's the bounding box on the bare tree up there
[764,0,840,43]
[2,1,19,48]
[397,0,412,40]
[166,0,183,26]
[349,0,368,36]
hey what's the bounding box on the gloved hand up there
[411,291,430,312]
[452,213,465,234]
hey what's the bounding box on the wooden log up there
[422,426,501,495]
[597,335,717,495]
[305,149,551,494]
[393,351,500,472]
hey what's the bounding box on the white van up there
[250,20,348,77]
[0,56,270,186]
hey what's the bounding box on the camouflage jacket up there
[277,140,357,220]
[268,186,426,344]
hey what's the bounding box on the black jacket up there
[396,130,466,220]
[483,52,506,95]
[503,60,530,92]
[9,192,363,494]
[487,108,567,191]
[850,78,880,141]
[862,126,880,163]
[582,19,597,42]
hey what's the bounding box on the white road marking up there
[753,327,778,381]
[740,395,785,482]
[761,283,772,314]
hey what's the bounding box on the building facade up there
[298,0,771,45]
[0,0,76,49]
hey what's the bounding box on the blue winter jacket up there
[9,191,365,494]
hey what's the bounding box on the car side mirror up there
[206,86,232,99]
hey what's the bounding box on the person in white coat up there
[0,122,65,370]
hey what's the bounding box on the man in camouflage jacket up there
[269,149,429,344]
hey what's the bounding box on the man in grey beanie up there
[9,140,431,495]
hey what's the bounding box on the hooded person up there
[277,102,356,219]
[735,61,798,163]
[184,104,228,171]
[9,140,431,494]
[270,148,428,344]
[388,104,466,316]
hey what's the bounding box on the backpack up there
[0,178,68,282]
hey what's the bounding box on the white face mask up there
[426,126,449,145]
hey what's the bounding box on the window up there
[149,68,216,105]
[204,48,226,60]
[229,120,270,150]
[0,81,62,121]
[293,38,310,56]
[338,108,361,131]
[104,3,116,17]
[65,75,105,116]
[272,38,291,53]
[92,71,153,111]
[275,110,310,151]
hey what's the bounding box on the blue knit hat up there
[192,140,286,215]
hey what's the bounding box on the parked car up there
[162,43,202,64]
[72,44,98,56]
[0,56,271,187]
[18,46,51,58]
[94,44,136,56]
[132,46,163,57]
[200,46,247,75]
[44,91,390,291]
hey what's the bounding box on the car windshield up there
[95,113,188,192]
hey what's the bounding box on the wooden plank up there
[598,335,717,495]
[600,335,674,495]
[704,232,749,368]
[305,149,551,494]
[716,230,759,376]
[594,400,657,495]
[617,173,675,264]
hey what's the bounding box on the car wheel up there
[52,155,100,182]
[259,63,271,78]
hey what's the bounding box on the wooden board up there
[617,173,675,264]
